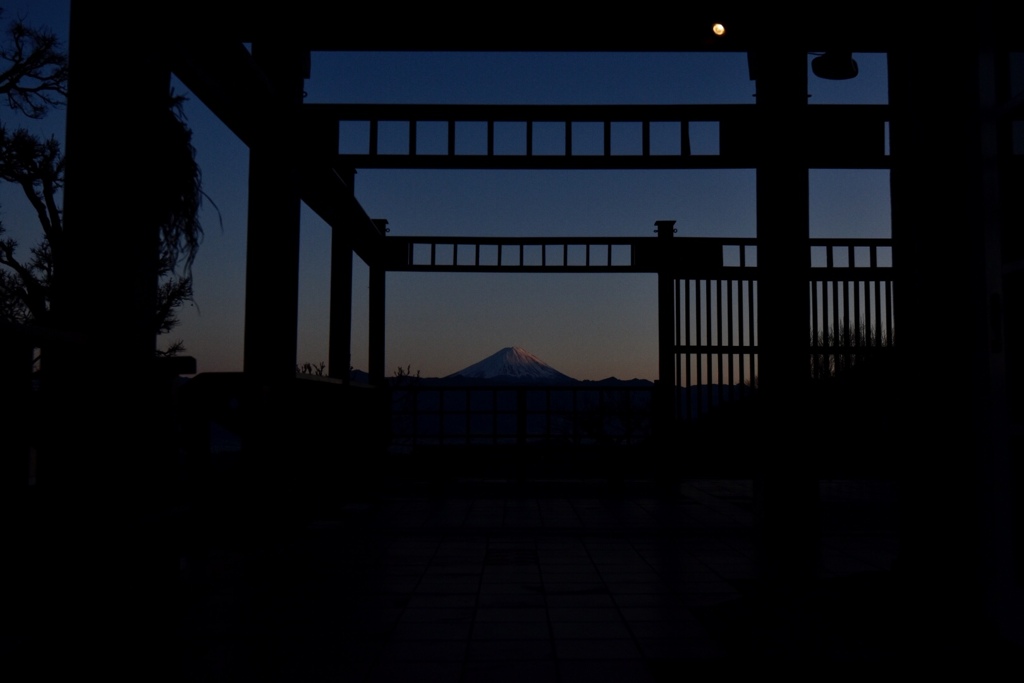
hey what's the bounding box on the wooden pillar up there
[751,45,818,590]
[889,9,1020,646]
[369,220,388,386]
[329,170,355,382]
[242,41,306,380]
[52,6,171,498]
[236,38,308,532]
[754,49,810,411]
[654,220,677,440]
[31,5,180,674]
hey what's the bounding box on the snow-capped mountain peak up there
[446,346,576,383]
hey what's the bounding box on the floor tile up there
[472,621,551,640]
[554,638,641,659]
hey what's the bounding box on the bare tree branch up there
[0,10,68,118]
[0,222,49,323]
[0,127,63,242]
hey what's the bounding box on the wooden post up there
[242,41,306,380]
[751,46,819,592]
[369,220,388,387]
[889,13,1020,645]
[329,169,355,383]
[655,220,677,441]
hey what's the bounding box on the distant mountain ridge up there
[445,346,577,384]
[347,347,654,385]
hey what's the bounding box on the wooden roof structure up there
[7,4,1021,659]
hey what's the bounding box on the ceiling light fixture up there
[811,51,859,80]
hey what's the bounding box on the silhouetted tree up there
[0,9,67,119]
[810,323,894,381]
[0,10,205,355]
[296,361,327,376]
[0,126,62,327]
[392,364,420,383]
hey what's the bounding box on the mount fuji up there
[445,347,577,384]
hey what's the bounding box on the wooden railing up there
[388,384,655,452]
[385,236,895,439]
[669,238,894,417]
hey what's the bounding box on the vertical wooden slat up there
[847,245,856,348]
[642,121,650,156]
[671,281,679,403]
[885,279,894,345]
[705,277,713,410]
[681,120,691,156]
[685,279,692,416]
[487,120,494,156]
[565,121,572,156]
[876,277,884,346]
[369,119,378,155]
[854,277,862,345]
[811,279,819,341]
[716,279,723,393]
[430,242,436,266]
[843,280,852,370]
[604,120,611,157]
[826,244,835,373]
[738,276,746,390]
[671,278,679,417]
[526,120,533,156]
[821,279,828,356]
[748,278,756,348]
[747,278,755,389]
[696,280,704,417]
[811,280,820,375]
[871,246,881,346]
[727,278,735,396]
[831,278,840,365]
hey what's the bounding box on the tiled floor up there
[179,478,907,680]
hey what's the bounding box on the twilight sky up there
[1,2,891,380]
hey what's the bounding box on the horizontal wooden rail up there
[384,236,759,273]
[307,103,891,170]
